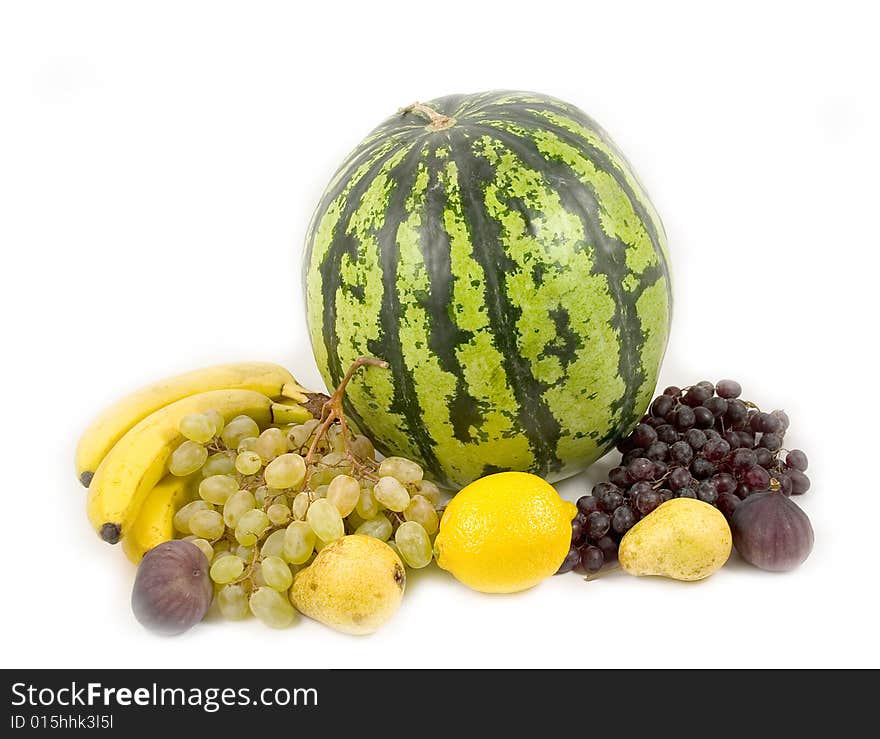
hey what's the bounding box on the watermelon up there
[303,91,671,489]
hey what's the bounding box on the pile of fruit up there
[77,90,818,639]
[559,380,814,575]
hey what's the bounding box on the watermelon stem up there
[400,101,456,131]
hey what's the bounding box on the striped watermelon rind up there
[304,91,671,489]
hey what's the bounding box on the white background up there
[1,1,877,669]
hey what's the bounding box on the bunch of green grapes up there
[166,411,444,628]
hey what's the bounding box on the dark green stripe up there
[449,128,564,477]
[468,123,647,436]
[368,143,443,474]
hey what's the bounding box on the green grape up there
[234,545,255,561]
[179,413,215,444]
[261,556,293,591]
[235,508,269,546]
[386,540,403,560]
[306,499,345,542]
[395,521,433,568]
[237,437,259,454]
[312,484,328,499]
[272,493,291,508]
[254,485,269,507]
[378,456,423,484]
[283,520,316,564]
[169,440,208,476]
[349,434,375,460]
[355,486,379,519]
[287,419,320,450]
[201,452,235,478]
[264,453,306,489]
[203,409,225,438]
[415,479,442,506]
[235,450,262,475]
[355,513,392,541]
[374,476,410,512]
[321,451,347,468]
[314,536,331,552]
[173,500,211,534]
[210,554,245,584]
[345,510,365,533]
[255,427,288,462]
[327,475,360,516]
[267,503,291,526]
[190,538,214,562]
[404,494,439,535]
[249,587,295,628]
[189,509,224,540]
[198,474,238,505]
[223,489,255,528]
[220,415,260,449]
[292,492,310,520]
[212,539,231,557]
[217,583,249,620]
[261,529,286,559]
[251,562,267,587]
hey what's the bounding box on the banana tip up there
[79,471,94,487]
[100,523,121,545]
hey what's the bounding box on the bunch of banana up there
[77,361,325,560]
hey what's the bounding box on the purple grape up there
[703,438,731,461]
[557,546,581,574]
[591,482,620,498]
[657,488,674,503]
[693,406,715,429]
[655,424,678,444]
[673,406,696,430]
[580,546,605,573]
[631,423,658,448]
[749,412,765,433]
[616,435,637,454]
[704,428,722,442]
[754,447,774,467]
[644,415,666,429]
[683,385,712,406]
[735,483,751,500]
[626,457,655,482]
[608,466,628,487]
[738,431,756,448]
[731,448,758,473]
[759,413,783,433]
[663,385,682,397]
[636,488,662,515]
[669,441,694,466]
[788,469,811,495]
[711,472,737,495]
[645,441,669,461]
[652,460,668,478]
[717,492,741,519]
[571,518,584,545]
[696,481,718,504]
[776,473,793,496]
[599,489,625,513]
[743,465,770,491]
[586,511,611,539]
[785,449,808,472]
[622,448,643,466]
[716,379,742,399]
[723,430,743,450]
[704,396,728,417]
[725,399,748,424]
[629,480,653,497]
[678,486,697,499]
[668,467,693,491]
[651,394,675,418]
[612,505,637,533]
[576,495,601,515]
[759,433,782,451]
[771,409,790,432]
[690,457,716,480]
[685,428,707,450]
[596,536,618,563]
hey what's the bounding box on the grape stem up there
[304,356,389,480]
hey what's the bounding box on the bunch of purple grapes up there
[558,379,811,575]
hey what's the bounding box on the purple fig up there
[731,491,813,572]
[131,540,212,635]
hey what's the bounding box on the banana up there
[87,389,273,544]
[270,401,314,425]
[76,361,308,487]
[121,474,195,564]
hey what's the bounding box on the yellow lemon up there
[434,472,577,593]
